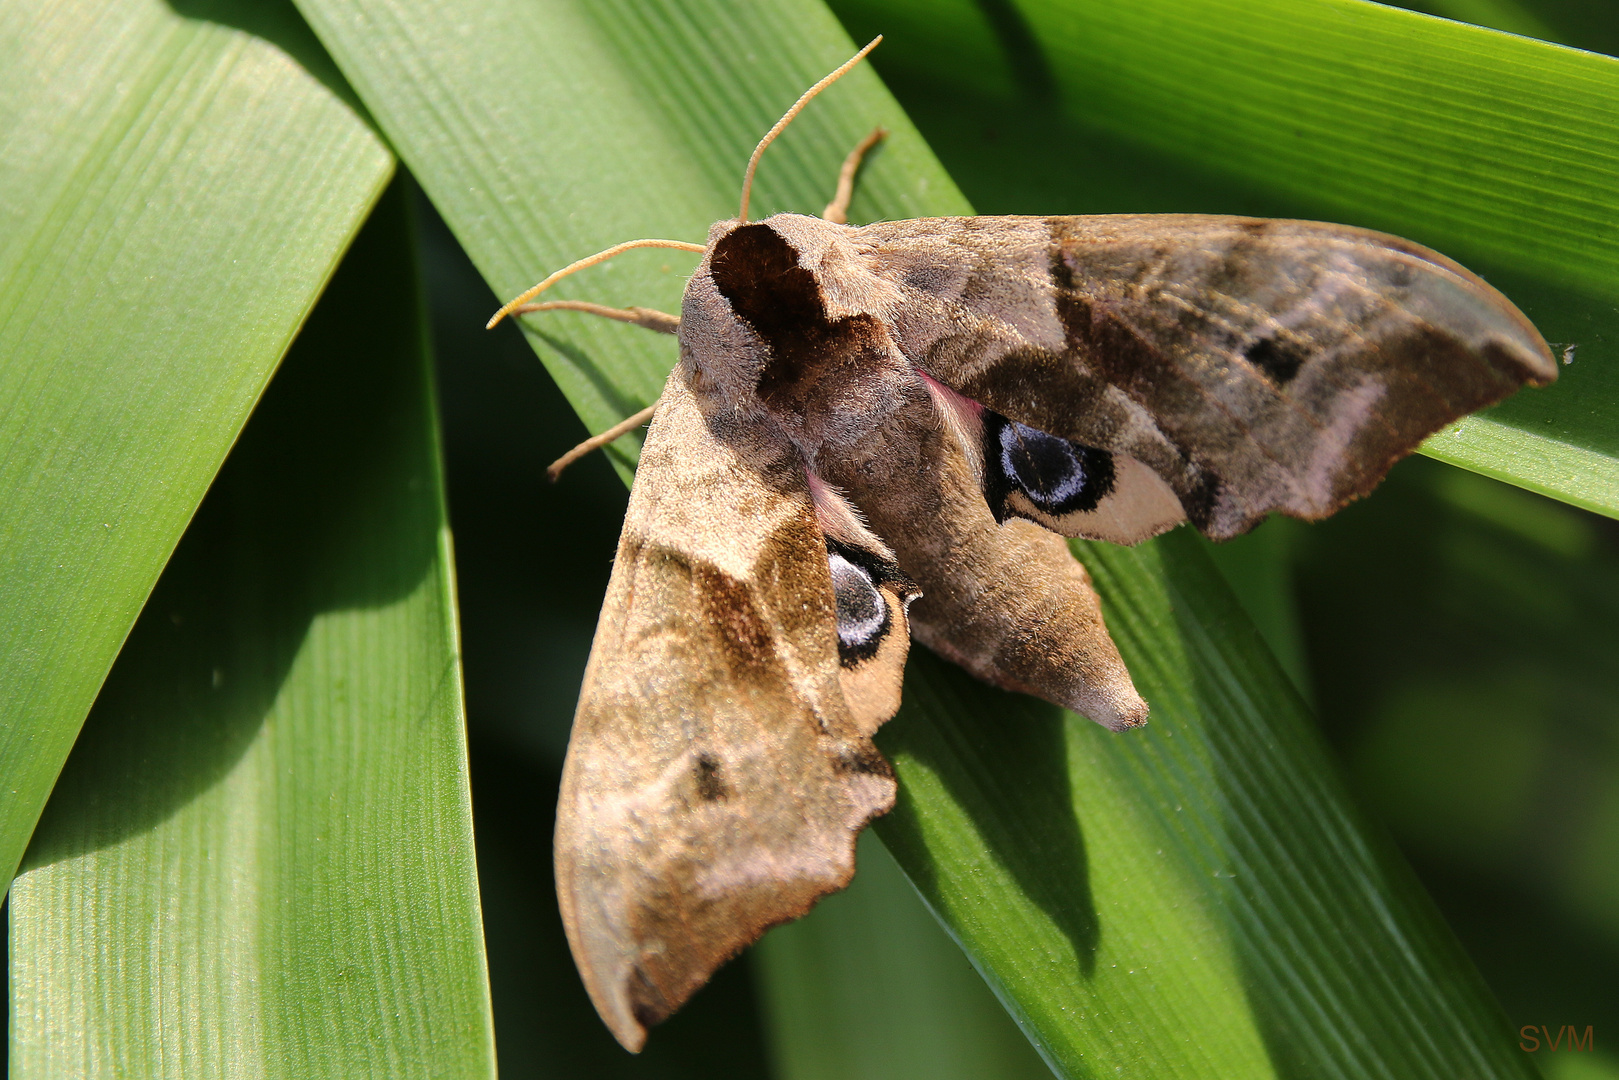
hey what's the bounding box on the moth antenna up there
[547,400,660,482]
[488,239,704,329]
[511,300,679,335]
[822,126,888,224]
[738,36,882,224]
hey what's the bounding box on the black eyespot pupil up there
[1000,421,1090,503]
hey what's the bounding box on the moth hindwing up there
[496,40,1557,1052]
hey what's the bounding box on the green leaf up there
[831,0,1619,519]
[878,532,1527,1078]
[291,0,961,478]
[1409,0,1561,43]
[755,832,1055,1080]
[1291,455,1619,1034]
[290,0,1591,1074]
[8,179,496,1079]
[0,0,393,894]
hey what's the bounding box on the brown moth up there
[490,40,1557,1052]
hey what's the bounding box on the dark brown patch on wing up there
[709,223,891,436]
[694,562,780,678]
[833,744,895,778]
[628,969,670,1031]
[754,514,839,641]
[1181,471,1224,531]
[693,753,728,802]
[1244,335,1307,384]
[1040,277,1223,530]
[901,262,954,292]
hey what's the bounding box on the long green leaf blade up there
[877,532,1528,1077]
[0,0,393,893]
[755,833,1055,1080]
[292,0,1563,1073]
[7,179,496,1078]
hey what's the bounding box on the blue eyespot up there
[1000,421,1092,505]
[829,550,885,653]
[986,414,1115,516]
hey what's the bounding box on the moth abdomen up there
[831,743,894,778]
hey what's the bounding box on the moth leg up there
[821,126,887,225]
[492,248,680,487]
[547,401,659,482]
[511,299,676,482]
[510,299,678,335]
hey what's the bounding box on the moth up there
[490,40,1556,1052]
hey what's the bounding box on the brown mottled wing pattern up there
[554,364,895,1052]
[861,215,1557,539]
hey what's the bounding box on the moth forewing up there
[554,367,901,1052]
[859,213,1557,539]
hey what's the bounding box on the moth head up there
[677,215,855,394]
[675,219,768,403]
[680,214,912,455]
